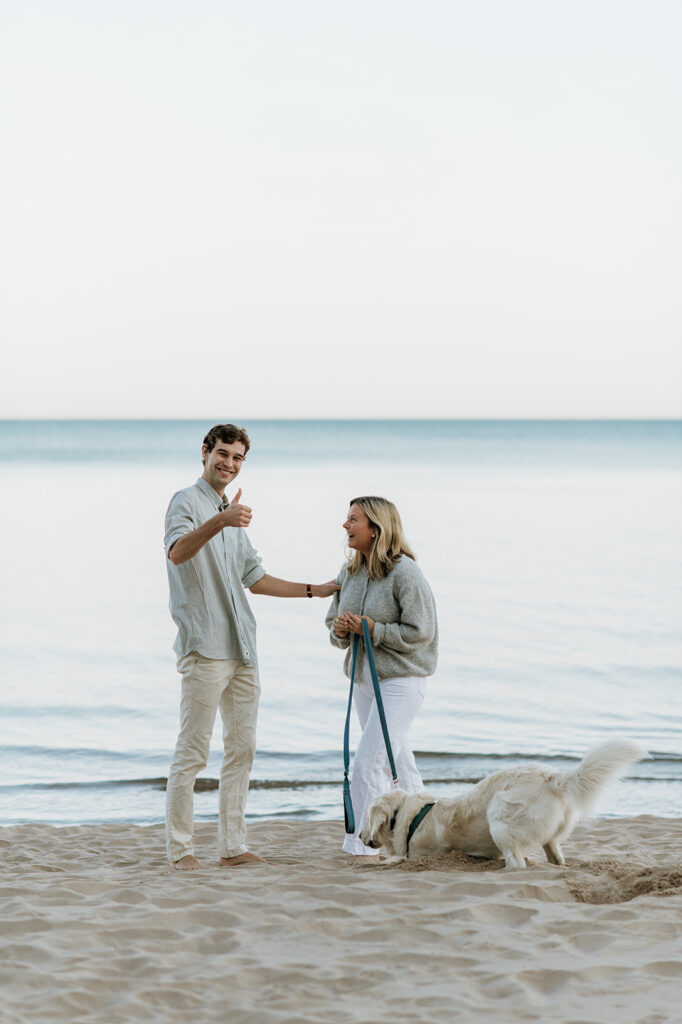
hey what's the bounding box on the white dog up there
[359,740,646,869]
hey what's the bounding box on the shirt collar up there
[196,477,229,510]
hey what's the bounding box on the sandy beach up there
[1,817,682,1024]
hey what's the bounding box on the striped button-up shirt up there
[164,478,266,664]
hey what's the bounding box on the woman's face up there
[343,503,374,554]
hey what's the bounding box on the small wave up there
[2,766,679,796]
[4,746,677,763]
[0,778,169,792]
[0,704,149,719]
[414,750,682,764]
[0,745,151,761]
[198,779,342,792]
[0,778,343,794]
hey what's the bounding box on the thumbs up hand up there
[220,488,253,528]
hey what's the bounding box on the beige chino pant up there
[166,651,260,863]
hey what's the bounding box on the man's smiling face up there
[202,440,246,496]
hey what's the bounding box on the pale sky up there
[2,0,681,418]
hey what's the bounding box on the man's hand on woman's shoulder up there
[311,580,341,598]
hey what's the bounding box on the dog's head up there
[359,789,407,852]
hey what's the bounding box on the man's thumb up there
[233,488,242,504]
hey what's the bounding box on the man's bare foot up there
[172,854,203,871]
[219,851,267,867]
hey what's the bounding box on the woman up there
[326,496,438,858]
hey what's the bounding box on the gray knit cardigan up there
[325,556,438,681]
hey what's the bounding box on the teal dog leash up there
[343,619,398,834]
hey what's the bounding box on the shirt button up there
[243,649,249,657]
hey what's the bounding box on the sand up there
[2,816,682,1024]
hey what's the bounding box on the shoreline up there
[2,816,682,1023]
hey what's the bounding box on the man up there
[164,422,338,870]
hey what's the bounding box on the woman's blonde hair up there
[346,496,416,580]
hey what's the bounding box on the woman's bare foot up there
[219,851,267,867]
[172,854,203,871]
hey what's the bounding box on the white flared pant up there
[165,652,260,863]
[343,663,427,855]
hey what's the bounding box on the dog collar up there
[406,802,435,857]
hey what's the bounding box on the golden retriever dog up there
[359,740,646,869]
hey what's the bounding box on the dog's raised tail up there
[561,740,647,813]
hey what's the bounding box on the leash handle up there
[361,619,399,788]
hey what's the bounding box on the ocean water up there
[1,420,681,827]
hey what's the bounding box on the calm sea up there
[1,420,681,826]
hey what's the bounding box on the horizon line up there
[1,416,681,424]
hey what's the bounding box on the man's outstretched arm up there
[249,575,339,598]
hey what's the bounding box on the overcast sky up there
[2,1,680,419]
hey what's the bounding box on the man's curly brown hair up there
[202,424,251,464]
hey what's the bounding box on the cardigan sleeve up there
[325,567,351,650]
[371,564,436,653]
